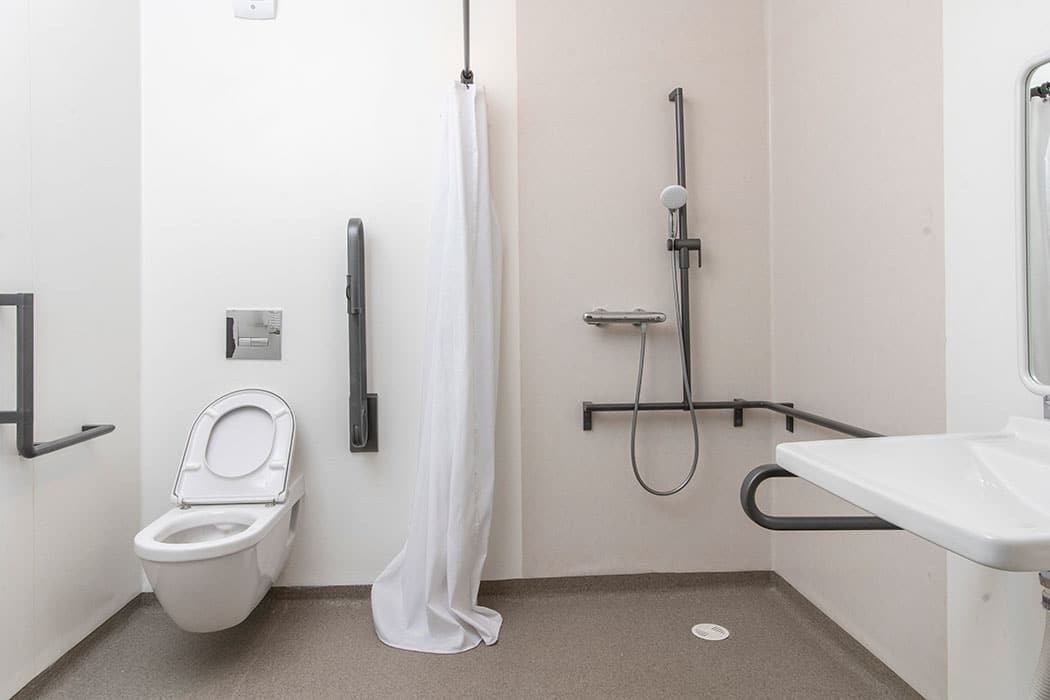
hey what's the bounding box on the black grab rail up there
[0,293,115,458]
[346,221,378,453]
[741,464,899,531]
[738,411,899,532]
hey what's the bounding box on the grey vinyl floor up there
[16,572,921,699]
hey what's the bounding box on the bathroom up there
[2,0,1049,697]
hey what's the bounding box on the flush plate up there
[226,309,282,360]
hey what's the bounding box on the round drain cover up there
[691,623,730,641]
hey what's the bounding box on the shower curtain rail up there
[460,0,473,85]
[0,293,115,458]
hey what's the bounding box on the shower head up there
[660,185,688,211]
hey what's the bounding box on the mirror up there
[1022,59,1050,392]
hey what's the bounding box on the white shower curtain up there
[370,83,503,653]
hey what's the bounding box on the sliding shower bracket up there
[0,293,115,458]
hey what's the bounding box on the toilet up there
[134,388,304,633]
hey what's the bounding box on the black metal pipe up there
[741,465,899,531]
[347,219,378,453]
[668,87,692,401]
[585,399,763,413]
[16,293,33,454]
[0,293,115,458]
[669,88,687,240]
[756,401,883,439]
[581,397,875,439]
[460,0,473,85]
[23,425,116,458]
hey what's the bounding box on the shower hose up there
[629,251,700,496]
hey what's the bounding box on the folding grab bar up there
[0,293,115,458]
[347,219,378,453]
[740,464,898,531]
[738,414,898,531]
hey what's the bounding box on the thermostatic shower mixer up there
[583,309,667,326]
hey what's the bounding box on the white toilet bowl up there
[134,388,304,633]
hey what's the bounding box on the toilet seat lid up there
[173,389,295,505]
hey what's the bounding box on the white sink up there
[775,417,1050,572]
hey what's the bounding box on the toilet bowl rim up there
[135,476,303,563]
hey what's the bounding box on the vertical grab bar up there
[347,219,378,453]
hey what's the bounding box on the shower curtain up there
[370,83,503,653]
[1029,97,1050,382]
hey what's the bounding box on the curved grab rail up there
[740,464,899,531]
[0,293,115,458]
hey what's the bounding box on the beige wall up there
[517,0,774,576]
[767,2,947,698]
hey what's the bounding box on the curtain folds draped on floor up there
[371,82,503,654]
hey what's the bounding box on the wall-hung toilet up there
[134,389,304,632]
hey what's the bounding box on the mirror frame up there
[1018,55,1050,396]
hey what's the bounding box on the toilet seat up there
[172,388,295,506]
[136,475,304,563]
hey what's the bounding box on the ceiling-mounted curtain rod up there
[460,0,474,86]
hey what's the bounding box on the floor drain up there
[691,623,730,641]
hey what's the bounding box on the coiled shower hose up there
[628,251,699,496]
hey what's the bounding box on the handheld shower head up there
[660,184,688,211]
[660,185,688,238]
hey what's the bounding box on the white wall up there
[943,2,1050,698]
[0,0,141,696]
[141,0,777,585]
[516,0,774,576]
[13,5,1039,699]
[767,2,947,698]
[139,0,521,584]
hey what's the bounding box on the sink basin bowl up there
[775,417,1050,571]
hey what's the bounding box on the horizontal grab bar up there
[0,293,115,458]
[22,424,116,458]
[583,309,666,325]
[582,398,883,436]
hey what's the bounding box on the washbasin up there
[776,416,1050,572]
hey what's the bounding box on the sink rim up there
[775,417,1050,572]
